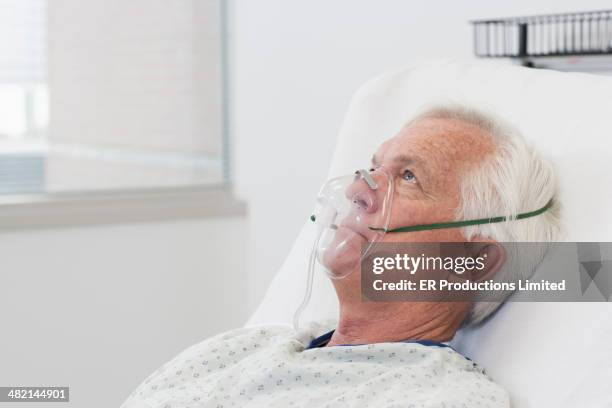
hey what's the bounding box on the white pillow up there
[247,59,612,407]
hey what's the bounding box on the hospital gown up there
[122,322,509,408]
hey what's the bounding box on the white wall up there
[0,217,247,408]
[232,0,612,311]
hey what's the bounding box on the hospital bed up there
[247,60,612,407]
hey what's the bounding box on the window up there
[0,0,229,196]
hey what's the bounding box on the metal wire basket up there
[472,10,612,59]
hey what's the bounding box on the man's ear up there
[465,239,507,282]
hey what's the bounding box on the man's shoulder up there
[121,324,299,407]
[197,324,295,347]
[173,324,298,360]
[431,348,510,407]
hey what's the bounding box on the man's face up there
[328,117,496,295]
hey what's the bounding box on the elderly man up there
[122,106,561,408]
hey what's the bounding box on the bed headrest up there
[247,59,612,407]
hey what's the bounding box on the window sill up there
[0,185,246,231]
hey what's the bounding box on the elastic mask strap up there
[370,199,554,233]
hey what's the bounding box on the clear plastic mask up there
[293,167,394,329]
[311,167,394,279]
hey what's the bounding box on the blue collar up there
[306,330,452,350]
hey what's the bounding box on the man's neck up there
[327,302,467,347]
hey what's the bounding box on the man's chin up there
[321,226,366,277]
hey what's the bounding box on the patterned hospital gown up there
[121,323,509,408]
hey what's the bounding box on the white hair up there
[409,104,563,325]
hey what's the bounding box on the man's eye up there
[402,169,416,182]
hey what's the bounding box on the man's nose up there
[346,171,383,213]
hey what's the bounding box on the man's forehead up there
[373,117,494,165]
[371,150,421,166]
[371,129,432,165]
